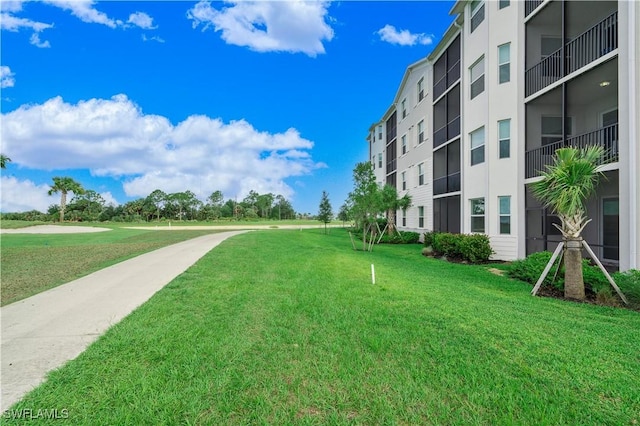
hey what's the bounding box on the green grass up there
[0,228,223,305]
[4,229,640,425]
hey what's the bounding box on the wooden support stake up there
[581,240,628,305]
[532,242,564,296]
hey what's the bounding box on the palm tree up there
[531,146,604,300]
[1,154,11,169]
[380,184,412,236]
[48,177,85,222]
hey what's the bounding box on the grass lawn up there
[0,227,223,305]
[4,229,640,424]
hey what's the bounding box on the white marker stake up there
[371,264,376,285]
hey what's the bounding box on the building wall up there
[461,0,521,260]
[396,61,433,234]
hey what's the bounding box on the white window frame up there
[470,0,485,33]
[378,153,383,168]
[498,43,510,84]
[402,208,407,227]
[470,126,485,166]
[499,196,511,234]
[418,206,424,228]
[498,119,510,159]
[401,134,407,155]
[401,171,407,190]
[418,120,425,144]
[470,198,485,233]
[401,98,407,119]
[418,78,424,102]
[418,163,425,185]
[470,56,485,99]
[378,125,383,140]
[499,0,510,9]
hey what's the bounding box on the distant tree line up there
[1,176,304,223]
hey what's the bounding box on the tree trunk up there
[59,191,67,222]
[564,238,585,300]
[387,209,396,235]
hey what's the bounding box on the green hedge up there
[430,232,494,263]
[508,251,636,297]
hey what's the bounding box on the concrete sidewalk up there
[1,230,248,410]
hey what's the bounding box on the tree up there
[206,190,224,220]
[347,162,382,250]
[531,146,604,300]
[68,190,106,221]
[146,189,167,221]
[272,195,295,220]
[47,177,85,222]
[337,202,351,225]
[1,154,11,169]
[317,191,334,234]
[379,184,412,235]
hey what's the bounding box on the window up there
[402,171,407,190]
[498,119,510,158]
[470,127,485,166]
[499,0,509,9]
[378,153,383,168]
[499,196,511,234]
[470,198,485,233]
[541,116,572,145]
[498,43,510,83]
[418,78,424,102]
[401,135,407,154]
[372,156,375,169]
[401,98,407,119]
[470,0,485,33]
[402,209,407,227]
[377,125,383,140]
[418,163,425,185]
[418,206,425,228]
[470,57,485,99]
[418,120,425,144]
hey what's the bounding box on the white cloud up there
[376,24,433,46]
[99,191,119,207]
[0,176,57,213]
[142,34,165,43]
[29,32,51,48]
[187,0,334,57]
[1,66,15,88]
[128,12,156,30]
[43,0,119,28]
[1,94,324,208]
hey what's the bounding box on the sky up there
[1,0,455,215]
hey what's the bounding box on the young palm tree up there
[0,154,11,169]
[531,146,604,300]
[48,177,85,222]
[380,184,412,236]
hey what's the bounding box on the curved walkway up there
[0,230,249,411]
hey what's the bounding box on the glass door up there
[602,198,619,261]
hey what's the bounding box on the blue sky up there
[1,0,455,215]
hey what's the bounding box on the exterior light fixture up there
[599,81,611,87]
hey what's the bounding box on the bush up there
[423,231,436,247]
[431,233,493,264]
[509,252,622,294]
[612,269,640,308]
[377,231,420,244]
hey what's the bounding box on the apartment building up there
[366,0,639,269]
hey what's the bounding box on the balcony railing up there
[525,124,618,178]
[525,11,618,97]
[525,0,544,17]
[566,11,617,74]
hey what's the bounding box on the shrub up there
[509,252,624,294]
[509,251,562,288]
[423,231,436,247]
[431,233,493,264]
[377,231,420,244]
[612,269,640,308]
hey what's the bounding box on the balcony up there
[525,0,544,18]
[525,124,618,178]
[525,11,617,97]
